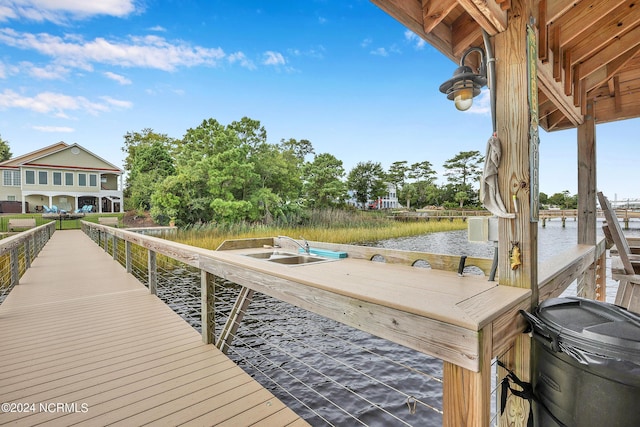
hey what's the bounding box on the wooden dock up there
[0,230,308,426]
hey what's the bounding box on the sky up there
[0,0,638,201]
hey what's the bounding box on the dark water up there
[152,218,640,427]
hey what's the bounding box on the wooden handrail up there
[0,221,56,298]
[81,220,605,426]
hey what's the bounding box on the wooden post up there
[10,247,19,287]
[217,286,254,355]
[25,238,31,269]
[577,100,598,299]
[148,250,157,295]
[125,241,132,274]
[443,325,492,427]
[112,236,118,261]
[494,1,537,425]
[201,270,216,344]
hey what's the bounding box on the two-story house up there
[0,142,124,214]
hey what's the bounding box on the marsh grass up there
[172,209,467,250]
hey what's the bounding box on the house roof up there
[0,142,123,173]
[371,0,640,131]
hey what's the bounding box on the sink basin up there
[243,251,334,265]
[244,252,284,259]
[267,255,327,265]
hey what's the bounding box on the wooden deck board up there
[0,230,309,426]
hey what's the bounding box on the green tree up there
[122,129,176,211]
[347,161,386,206]
[0,134,11,161]
[548,191,576,209]
[387,161,408,188]
[443,150,483,207]
[302,153,347,208]
[279,138,315,163]
[151,116,307,224]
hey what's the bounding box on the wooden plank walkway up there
[0,230,309,427]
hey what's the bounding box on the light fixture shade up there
[439,64,487,111]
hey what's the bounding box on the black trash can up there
[522,297,640,427]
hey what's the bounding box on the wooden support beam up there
[25,238,31,270]
[577,100,598,299]
[493,1,536,425]
[442,325,492,427]
[613,75,622,113]
[10,247,19,288]
[457,0,507,35]
[125,240,132,274]
[538,0,548,62]
[422,0,457,34]
[538,58,583,126]
[112,236,118,261]
[217,286,255,355]
[148,249,157,295]
[201,270,216,344]
[552,25,561,81]
[452,12,480,57]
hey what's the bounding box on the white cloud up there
[370,47,388,57]
[227,52,256,70]
[0,29,227,72]
[263,51,285,66]
[26,62,70,79]
[148,25,166,32]
[0,0,137,23]
[361,38,372,48]
[100,96,132,109]
[0,89,115,117]
[404,30,426,50]
[33,125,75,133]
[466,88,491,115]
[104,71,132,85]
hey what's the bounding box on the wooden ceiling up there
[371,0,640,132]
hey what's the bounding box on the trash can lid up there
[535,297,640,362]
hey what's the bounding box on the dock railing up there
[0,221,56,303]
[80,220,607,426]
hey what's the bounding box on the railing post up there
[125,241,132,274]
[10,247,19,287]
[103,231,108,252]
[148,249,157,295]
[112,236,118,261]
[201,270,216,344]
[25,238,31,269]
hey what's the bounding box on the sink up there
[244,251,292,259]
[267,255,327,265]
[243,251,334,266]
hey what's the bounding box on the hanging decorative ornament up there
[510,242,521,270]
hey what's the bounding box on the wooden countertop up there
[210,247,530,332]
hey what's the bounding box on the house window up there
[38,171,48,185]
[3,170,20,186]
[78,173,87,186]
[26,170,35,185]
[65,172,74,186]
[53,172,62,186]
[7,195,15,201]
[89,174,97,187]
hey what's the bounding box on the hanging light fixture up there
[439,47,487,111]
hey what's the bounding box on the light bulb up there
[454,87,474,111]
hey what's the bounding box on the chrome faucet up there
[277,236,310,255]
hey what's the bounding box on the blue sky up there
[0,0,638,201]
